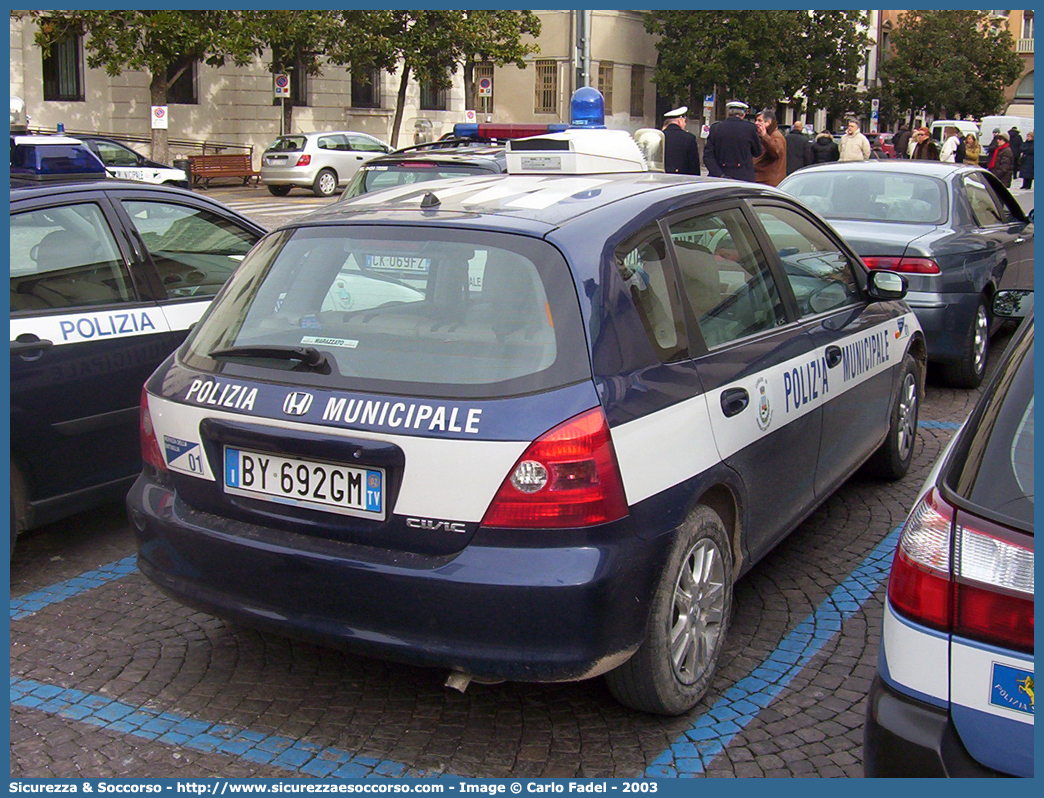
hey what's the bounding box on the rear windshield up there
[948,337,1034,528]
[340,163,490,201]
[265,136,307,153]
[782,171,948,225]
[182,225,588,398]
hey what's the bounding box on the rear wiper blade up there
[208,345,331,374]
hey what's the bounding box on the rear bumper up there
[128,476,670,682]
[903,292,980,364]
[259,165,318,187]
[863,674,1004,777]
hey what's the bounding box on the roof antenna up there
[420,191,441,209]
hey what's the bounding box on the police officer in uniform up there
[703,100,763,182]
[661,106,700,175]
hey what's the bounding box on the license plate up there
[224,447,384,520]
[364,254,431,274]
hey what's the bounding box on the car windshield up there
[949,335,1034,527]
[340,164,490,201]
[182,225,588,398]
[265,136,307,153]
[782,171,948,224]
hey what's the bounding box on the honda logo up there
[282,391,314,416]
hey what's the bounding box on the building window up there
[420,79,447,111]
[166,58,199,105]
[475,62,494,115]
[630,64,645,117]
[598,61,614,116]
[534,60,558,115]
[351,66,381,109]
[42,33,84,102]
[1023,11,1034,39]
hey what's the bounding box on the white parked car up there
[260,132,392,197]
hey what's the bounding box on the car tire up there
[312,169,338,198]
[942,297,990,388]
[268,185,293,197]
[605,505,733,715]
[865,353,921,481]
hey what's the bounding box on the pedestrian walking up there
[939,126,961,163]
[838,119,871,162]
[811,131,839,163]
[703,100,763,182]
[1008,126,1023,171]
[753,109,787,186]
[1018,132,1033,189]
[962,134,982,166]
[911,127,940,160]
[661,106,701,176]
[988,131,1015,187]
[785,120,813,175]
[892,124,912,159]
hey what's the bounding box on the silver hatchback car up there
[260,132,391,197]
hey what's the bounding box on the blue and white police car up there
[865,293,1033,777]
[129,129,926,714]
[10,179,265,552]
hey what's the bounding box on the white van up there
[980,115,1034,140]
[929,119,979,144]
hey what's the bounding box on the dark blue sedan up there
[780,160,1033,387]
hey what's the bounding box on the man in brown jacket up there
[753,109,787,187]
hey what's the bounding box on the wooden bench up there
[189,154,259,188]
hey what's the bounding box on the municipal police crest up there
[756,376,772,431]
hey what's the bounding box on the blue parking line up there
[918,420,962,429]
[10,555,137,621]
[10,676,421,779]
[644,526,901,777]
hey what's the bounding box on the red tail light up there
[140,387,167,473]
[863,256,941,274]
[481,408,628,529]
[889,488,1034,653]
[888,488,953,631]
[296,154,311,167]
[954,519,1034,653]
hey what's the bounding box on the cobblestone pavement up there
[9,327,1015,779]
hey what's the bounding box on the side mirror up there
[866,269,908,301]
[993,289,1033,319]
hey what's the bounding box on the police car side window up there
[121,200,258,300]
[615,228,687,362]
[668,209,786,349]
[10,203,133,313]
[755,205,861,317]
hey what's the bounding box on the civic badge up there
[282,391,314,417]
[755,376,772,432]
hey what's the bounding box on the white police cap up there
[663,106,688,119]
[726,100,749,112]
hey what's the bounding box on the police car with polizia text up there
[128,127,926,714]
[10,178,265,553]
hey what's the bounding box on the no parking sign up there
[274,73,291,98]
[150,106,168,129]
[478,77,492,97]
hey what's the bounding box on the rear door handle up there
[11,334,54,360]
[720,387,749,418]
[825,345,842,368]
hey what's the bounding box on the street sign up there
[870,98,880,133]
[704,94,714,104]
[274,73,291,99]
[150,106,168,130]
[478,77,493,98]
[464,109,477,124]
